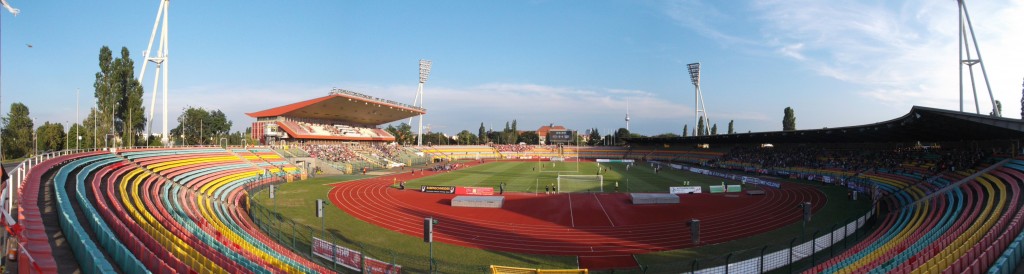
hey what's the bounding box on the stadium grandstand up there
[246,88,427,173]
[8,105,1024,273]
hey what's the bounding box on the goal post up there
[557,175,603,193]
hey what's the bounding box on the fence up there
[246,196,490,273]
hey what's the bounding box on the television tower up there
[625,98,630,132]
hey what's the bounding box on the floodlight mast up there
[415,60,432,146]
[957,0,998,117]
[688,63,710,136]
[140,0,171,145]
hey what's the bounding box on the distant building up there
[537,124,567,145]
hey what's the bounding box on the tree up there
[455,130,478,145]
[683,125,688,137]
[386,123,414,145]
[510,120,518,144]
[653,133,680,138]
[478,123,488,144]
[711,124,718,135]
[696,116,706,136]
[991,100,1003,117]
[169,107,232,146]
[487,131,502,145]
[519,131,539,145]
[728,120,734,134]
[36,122,67,152]
[423,132,450,145]
[93,46,146,145]
[588,128,601,146]
[615,128,630,144]
[79,107,107,149]
[114,47,146,145]
[2,103,34,159]
[783,107,796,131]
[68,123,86,150]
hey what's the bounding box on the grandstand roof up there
[626,106,1024,145]
[246,89,425,125]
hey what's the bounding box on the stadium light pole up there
[688,63,710,136]
[415,59,431,146]
[957,0,998,116]
[76,88,80,150]
[1,0,19,164]
[140,0,171,145]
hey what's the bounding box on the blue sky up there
[2,0,1023,137]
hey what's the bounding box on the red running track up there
[329,162,826,269]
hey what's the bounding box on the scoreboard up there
[548,130,575,143]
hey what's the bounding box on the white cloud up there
[663,0,1024,118]
[160,81,784,136]
[753,0,1024,116]
[779,43,806,60]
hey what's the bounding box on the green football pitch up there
[400,160,752,193]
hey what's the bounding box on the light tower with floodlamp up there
[957,0,998,116]
[688,63,710,136]
[413,59,432,146]
[140,0,171,144]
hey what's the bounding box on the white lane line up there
[594,193,615,227]
[568,193,576,228]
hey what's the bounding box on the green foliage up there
[683,125,688,137]
[518,131,539,145]
[615,128,630,144]
[509,119,518,144]
[477,123,488,144]
[711,124,718,135]
[385,123,414,145]
[696,116,706,136]
[783,107,796,131]
[78,108,109,149]
[991,100,1002,116]
[455,130,478,145]
[653,133,680,138]
[36,122,67,152]
[68,123,86,150]
[486,130,502,144]
[93,46,147,145]
[728,120,734,134]
[170,107,232,146]
[423,132,451,145]
[1,103,34,159]
[587,128,601,146]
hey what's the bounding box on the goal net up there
[557,175,603,193]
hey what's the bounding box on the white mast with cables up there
[139,0,171,144]
[957,0,998,116]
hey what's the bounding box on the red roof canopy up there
[247,92,425,126]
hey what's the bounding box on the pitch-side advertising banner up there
[312,237,361,271]
[420,185,456,194]
[363,256,402,274]
[455,186,494,195]
[596,159,636,163]
[670,186,702,194]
